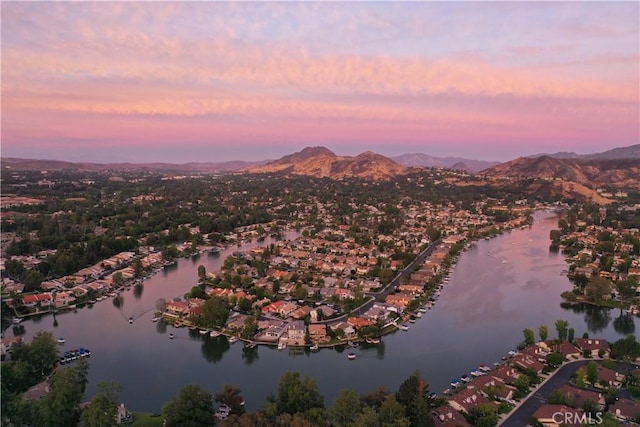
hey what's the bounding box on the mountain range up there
[2,144,637,188]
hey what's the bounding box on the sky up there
[1,1,638,163]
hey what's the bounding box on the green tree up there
[112,271,124,287]
[271,372,324,417]
[378,395,410,427]
[198,265,207,282]
[555,319,569,341]
[80,381,122,427]
[523,328,535,346]
[538,325,548,342]
[201,296,230,328]
[330,389,362,427]
[585,276,612,303]
[23,270,44,293]
[586,361,599,387]
[36,360,89,427]
[132,258,143,278]
[466,403,498,427]
[395,370,434,427]
[545,352,565,368]
[162,384,215,427]
[617,276,638,304]
[610,335,640,360]
[567,328,575,343]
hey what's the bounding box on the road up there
[500,360,640,427]
[350,238,443,317]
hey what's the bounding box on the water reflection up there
[113,295,123,309]
[242,346,259,365]
[156,320,167,334]
[613,311,636,335]
[201,336,230,363]
[560,302,612,333]
[133,283,144,300]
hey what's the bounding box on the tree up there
[539,325,548,342]
[112,271,124,287]
[330,389,361,427]
[466,403,498,427]
[198,265,207,281]
[617,276,638,304]
[162,384,215,427]
[545,352,565,368]
[272,372,324,417]
[201,296,230,329]
[23,270,44,293]
[155,298,167,312]
[132,258,143,278]
[555,320,569,342]
[214,384,245,416]
[567,328,575,343]
[15,331,59,378]
[523,328,535,346]
[80,381,122,427]
[585,276,612,303]
[36,361,89,427]
[586,361,598,387]
[610,335,640,361]
[378,395,410,427]
[395,370,434,427]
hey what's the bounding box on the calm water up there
[8,212,638,412]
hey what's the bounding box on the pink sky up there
[1,2,638,162]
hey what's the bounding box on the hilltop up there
[243,147,408,180]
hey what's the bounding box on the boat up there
[348,340,358,348]
[57,337,65,344]
[416,312,423,318]
[12,318,23,324]
[479,364,491,372]
[347,353,356,360]
[409,318,416,324]
[199,329,208,335]
[208,246,220,254]
[169,333,175,339]
[310,343,319,352]
[128,317,133,324]
[461,375,471,383]
[152,317,159,323]
[228,336,239,344]
[418,307,427,313]
[470,370,484,377]
[365,337,380,345]
[399,324,409,331]
[244,342,257,349]
[508,350,517,356]
[450,379,461,388]
[277,340,287,350]
[210,331,220,338]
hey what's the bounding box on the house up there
[541,341,581,359]
[596,365,624,388]
[166,300,190,316]
[261,300,285,315]
[257,319,288,342]
[574,338,609,357]
[489,365,521,385]
[308,324,329,343]
[278,302,299,318]
[329,321,356,338]
[290,306,312,320]
[610,398,640,422]
[510,354,545,374]
[466,376,514,402]
[533,404,584,427]
[556,385,605,410]
[448,387,493,414]
[21,293,53,307]
[287,320,306,345]
[347,317,374,329]
[226,312,249,330]
[432,405,472,427]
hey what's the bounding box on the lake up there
[7,211,638,412]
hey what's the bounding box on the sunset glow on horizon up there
[2,1,638,163]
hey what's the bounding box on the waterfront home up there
[447,387,494,414]
[385,293,412,309]
[489,365,521,385]
[308,324,329,343]
[256,319,288,342]
[574,338,609,358]
[398,284,424,295]
[533,404,584,427]
[166,300,190,316]
[53,292,76,308]
[347,316,374,330]
[556,385,605,410]
[226,312,249,330]
[287,320,306,346]
[520,343,550,359]
[541,340,582,360]
[431,405,471,427]
[610,398,640,423]
[509,354,545,374]
[21,293,53,308]
[466,376,515,402]
[329,321,356,338]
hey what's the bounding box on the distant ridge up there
[0,158,267,173]
[481,156,640,190]
[244,147,407,180]
[527,144,639,161]
[391,153,499,173]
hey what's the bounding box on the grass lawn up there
[129,412,163,427]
